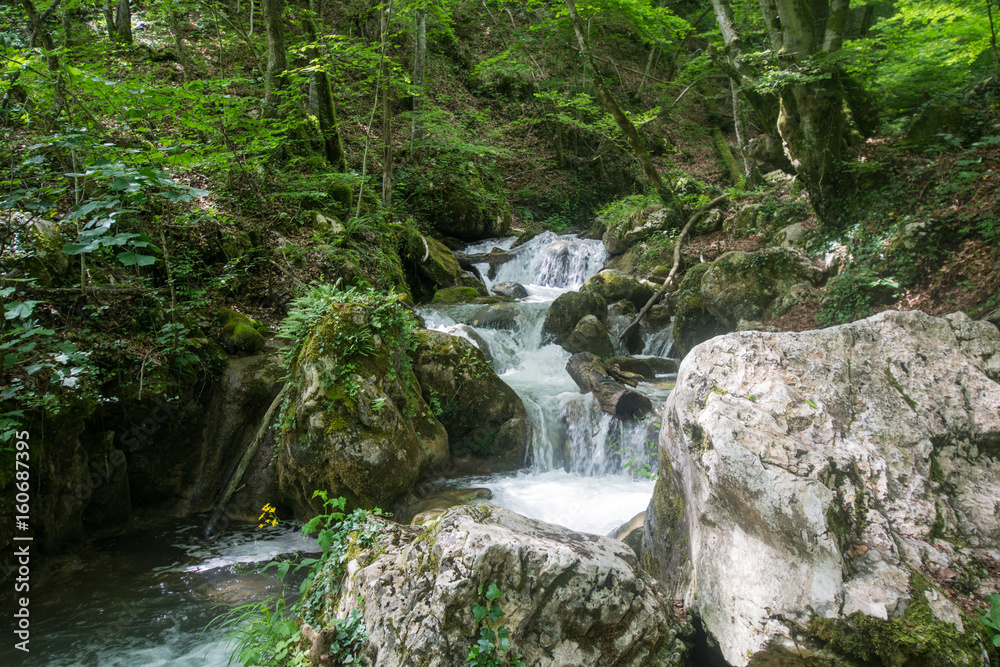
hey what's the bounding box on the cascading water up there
[9,233,672,666]
[420,232,665,536]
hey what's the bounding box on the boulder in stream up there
[644,310,1000,666]
[315,505,687,666]
[581,269,656,310]
[564,314,615,359]
[413,329,530,470]
[492,280,529,299]
[277,302,449,517]
[542,291,607,345]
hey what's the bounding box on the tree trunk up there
[410,7,427,161]
[381,1,393,204]
[304,0,347,171]
[22,0,66,117]
[562,0,677,213]
[565,352,652,420]
[262,0,287,117]
[103,2,117,40]
[115,0,132,44]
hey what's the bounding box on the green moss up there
[805,574,992,666]
[432,286,481,303]
[884,362,917,411]
[216,307,266,354]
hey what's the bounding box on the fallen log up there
[566,352,652,420]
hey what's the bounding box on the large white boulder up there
[321,505,687,666]
[644,310,1000,665]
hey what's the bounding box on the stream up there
[4,232,673,665]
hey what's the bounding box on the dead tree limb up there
[616,194,728,343]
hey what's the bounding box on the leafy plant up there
[467,582,524,667]
[818,268,900,326]
[980,594,1000,647]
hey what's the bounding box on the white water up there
[10,233,672,666]
[421,232,667,535]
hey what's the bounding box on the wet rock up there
[646,303,673,328]
[645,310,1000,666]
[277,302,448,516]
[405,232,488,300]
[606,357,656,380]
[215,307,267,355]
[492,281,529,299]
[581,270,656,310]
[398,488,493,524]
[700,247,823,329]
[610,510,646,560]
[320,505,687,667]
[644,357,679,375]
[466,302,526,331]
[671,263,729,359]
[564,314,615,359]
[412,330,529,470]
[542,291,607,345]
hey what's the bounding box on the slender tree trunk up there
[381,1,393,204]
[22,0,66,117]
[410,6,427,161]
[262,0,287,117]
[103,3,118,40]
[304,0,347,171]
[562,0,677,212]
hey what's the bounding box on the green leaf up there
[485,582,502,602]
[4,300,41,320]
[807,399,818,409]
[117,251,157,267]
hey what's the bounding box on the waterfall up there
[419,233,658,481]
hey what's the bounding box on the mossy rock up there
[432,286,482,304]
[581,269,655,310]
[406,155,512,240]
[563,314,614,359]
[542,291,607,345]
[278,302,448,517]
[906,99,980,148]
[216,308,266,354]
[723,204,762,239]
[700,247,824,329]
[412,330,529,470]
[671,263,729,359]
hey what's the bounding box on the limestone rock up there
[581,269,656,310]
[324,506,687,667]
[700,247,823,329]
[277,302,448,517]
[644,310,1000,666]
[412,330,530,469]
[466,302,526,331]
[773,221,810,248]
[564,314,615,359]
[542,291,607,345]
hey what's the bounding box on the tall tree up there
[562,0,678,213]
[103,0,133,44]
[262,0,288,116]
[410,5,427,161]
[21,0,67,118]
[303,0,347,171]
[381,0,393,203]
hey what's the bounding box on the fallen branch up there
[13,285,171,297]
[616,194,728,343]
[204,384,288,536]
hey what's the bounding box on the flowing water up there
[7,232,672,664]
[419,231,668,535]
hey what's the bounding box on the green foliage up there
[215,492,382,666]
[467,583,524,667]
[818,268,900,326]
[840,0,995,113]
[980,594,1000,647]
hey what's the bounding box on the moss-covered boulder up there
[601,206,681,256]
[216,308,267,354]
[431,286,481,304]
[563,314,615,359]
[277,302,448,517]
[700,247,824,329]
[906,99,979,148]
[409,157,512,240]
[412,330,529,470]
[404,231,487,301]
[581,269,655,310]
[671,263,729,359]
[542,291,607,345]
[465,302,525,331]
[722,203,762,239]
